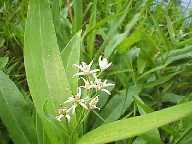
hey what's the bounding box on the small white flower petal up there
[99,56,112,71]
[80,77,95,90]
[64,97,75,104]
[68,104,77,114]
[90,69,100,73]
[56,114,64,121]
[73,72,85,77]
[73,64,85,72]
[88,60,93,68]
[104,83,115,87]
[79,102,89,110]
[65,114,71,122]
[77,87,81,97]
[73,61,98,76]
[101,88,111,95]
[106,63,112,69]
[88,96,100,110]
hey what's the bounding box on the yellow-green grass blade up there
[78,101,192,144]
[0,71,37,144]
[24,0,72,143]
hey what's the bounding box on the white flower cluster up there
[56,56,114,122]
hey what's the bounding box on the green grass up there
[0,0,192,144]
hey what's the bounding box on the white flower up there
[56,114,65,121]
[93,76,115,95]
[56,107,71,122]
[64,88,88,110]
[57,58,116,122]
[80,77,95,90]
[99,56,112,71]
[74,61,99,76]
[88,96,100,110]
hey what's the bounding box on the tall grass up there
[0,0,192,144]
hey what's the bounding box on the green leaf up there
[144,72,180,89]
[93,85,141,128]
[175,116,192,144]
[105,85,141,122]
[165,45,192,65]
[72,0,83,33]
[104,13,142,57]
[133,137,147,144]
[140,131,162,144]
[0,57,9,70]
[0,38,5,48]
[78,101,192,144]
[86,0,97,59]
[24,0,72,143]
[117,28,142,53]
[161,93,183,103]
[137,57,146,74]
[25,0,71,115]
[61,31,81,93]
[101,1,130,57]
[135,96,162,144]
[96,91,127,124]
[166,15,176,43]
[103,0,147,57]
[0,71,37,144]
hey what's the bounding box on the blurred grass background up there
[1,0,192,143]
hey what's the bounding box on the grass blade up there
[78,101,192,144]
[0,57,9,70]
[24,0,72,143]
[0,71,37,144]
[135,96,162,144]
[86,0,97,59]
[103,0,147,57]
[24,0,71,115]
[61,31,81,93]
[72,0,83,33]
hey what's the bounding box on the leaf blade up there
[24,0,72,143]
[24,0,71,116]
[78,101,192,144]
[61,31,81,93]
[0,71,37,144]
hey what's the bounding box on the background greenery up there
[0,0,192,144]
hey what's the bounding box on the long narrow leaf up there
[78,101,192,144]
[73,0,83,33]
[61,31,81,93]
[0,71,37,144]
[135,96,162,144]
[24,0,71,116]
[24,0,72,143]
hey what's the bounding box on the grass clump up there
[0,0,192,144]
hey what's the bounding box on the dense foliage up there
[0,0,192,144]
